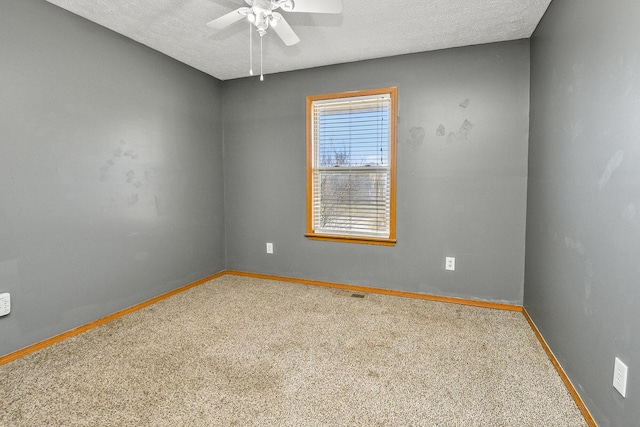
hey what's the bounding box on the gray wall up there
[525,0,640,425]
[9,2,634,423]
[0,0,225,356]
[224,40,530,304]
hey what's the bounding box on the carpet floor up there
[1,275,587,426]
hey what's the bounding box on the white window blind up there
[311,93,392,238]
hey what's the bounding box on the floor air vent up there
[334,290,368,299]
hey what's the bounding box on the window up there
[306,87,397,246]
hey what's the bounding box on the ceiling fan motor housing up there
[245,0,289,35]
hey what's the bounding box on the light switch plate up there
[0,293,10,317]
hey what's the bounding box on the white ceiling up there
[45,0,552,81]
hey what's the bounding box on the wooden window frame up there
[305,87,397,246]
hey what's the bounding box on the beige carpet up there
[1,275,586,426]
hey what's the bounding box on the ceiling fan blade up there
[271,13,300,46]
[206,7,249,32]
[283,0,342,14]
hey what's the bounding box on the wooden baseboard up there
[0,271,225,366]
[225,270,522,312]
[522,309,596,426]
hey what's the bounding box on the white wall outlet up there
[266,242,273,254]
[445,257,455,271]
[0,293,10,317]
[613,357,628,397]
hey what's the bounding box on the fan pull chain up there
[260,35,264,81]
[249,23,254,76]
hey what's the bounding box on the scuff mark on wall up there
[98,139,147,207]
[607,55,635,96]
[407,127,426,149]
[598,150,625,190]
[459,120,474,138]
[126,170,143,189]
[123,149,139,160]
[565,236,586,255]
[622,203,637,222]
[622,203,640,230]
[563,235,593,316]
[447,119,474,144]
[570,120,584,144]
[155,196,163,216]
[460,98,471,108]
[583,259,594,316]
[567,62,585,93]
[436,124,445,137]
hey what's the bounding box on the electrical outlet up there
[445,257,455,271]
[613,357,628,397]
[266,242,273,254]
[0,293,10,317]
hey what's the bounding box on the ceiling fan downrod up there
[249,22,254,76]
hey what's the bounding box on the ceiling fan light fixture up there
[253,11,269,33]
[247,12,256,23]
[281,0,294,12]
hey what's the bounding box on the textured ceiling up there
[45,0,552,81]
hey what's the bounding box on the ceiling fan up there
[207,0,343,79]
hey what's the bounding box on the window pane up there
[318,108,389,167]
[313,170,390,238]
